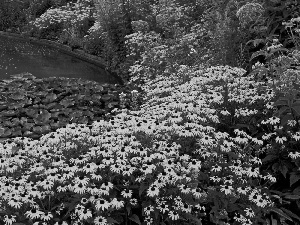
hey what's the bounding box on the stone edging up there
[0,31,109,74]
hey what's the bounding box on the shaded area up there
[0,35,122,84]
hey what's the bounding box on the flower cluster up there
[0,65,293,225]
[29,0,94,37]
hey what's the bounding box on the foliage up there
[27,0,95,41]
[0,73,142,142]
[1,65,300,225]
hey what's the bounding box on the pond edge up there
[0,31,124,85]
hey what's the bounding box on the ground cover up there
[1,65,300,225]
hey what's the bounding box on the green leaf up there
[292,105,300,116]
[272,162,279,172]
[262,154,277,163]
[290,173,300,187]
[284,195,300,200]
[271,215,277,225]
[250,50,268,61]
[279,164,288,178]
[293,186,300,195]
[281,113,294,127]
[139,182,148,197]
[107,217,120,224]
[281,207,300,221]
[274,99,288,107]
[43,93,57,103]
[0,127,4,136]
[126,205,131,216]
[60,99,75,108]
[129,214,141,225]
[270,208,293,221]
[274,106,289,117]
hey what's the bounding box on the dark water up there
[0,36,121,84]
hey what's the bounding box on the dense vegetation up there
[1,0,300,225]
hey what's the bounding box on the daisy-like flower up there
[187,159,201,170]
[73,183,87,194]
[245,167,260,177]
[121,189,133,198]
[237,186,250,195]
[75,204,85,215]
[275,136,287,144]
[292,132,300,141]
[95,198,110,211]
[181,203,192,213]
[144,205,154,216]
[198,135,214,145]
[178,184,191,194]
[39,180,54,191]
[220,185,234,195]
[264,116,280,125]
[40,211,53,221]
[244,207,255,218]
[101,181,114,191]
[94,216,108,225]
[288,151,300,159]
[147,185,160,197]
[3,214,16,225]
[6,164,18,173]
[210,176,221,183]
[234,213,247,223]
[78,208,93,220]
[157,203,169,214]
[110,164,123,173]
[192,187,204,199]
[7,198,23,209]
[54,221,68,225]
[74,176,90,186]
[130,198,138,206]
[168,210,180,220]
[110,198,124,210]
[24,208,44,220]
[211,164,222,172]
[144,216,153,225]
[33,222,47,225]
[82,163,97,174]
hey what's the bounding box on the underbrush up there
[1,65,300,225]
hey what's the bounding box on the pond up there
[0,35,122,84]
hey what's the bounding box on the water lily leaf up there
[69,110,83,117]
[0,127,4,136]
[32,126,43,134]
[0,104,8,110]
[24,109,37,118]
[2,110,17,116]
[22,122,35,130]
[1,129,11,137]
[102,95,111,101]
[10,91,26,100]
[33,110,51,123]
[43,93,57,104]
[60,99,75,108]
